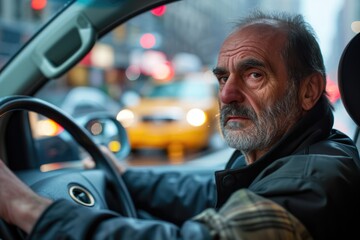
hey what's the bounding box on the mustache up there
[220,103,257,122]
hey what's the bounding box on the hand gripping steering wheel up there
[0,96,136,239]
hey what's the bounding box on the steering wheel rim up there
[0,96,137,218]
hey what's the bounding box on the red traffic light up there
[151,6,166,17]
[31,0,47,11]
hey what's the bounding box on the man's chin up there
[223,127,259,143]
[223,126,250,134]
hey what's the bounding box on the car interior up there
[0,0,359,239]
[0,1,176,238]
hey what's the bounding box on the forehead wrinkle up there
[222,24,286,59]
[219,43,268,69]
[215,57,271,76]
[220,41,267,57]
[235,58,266,71]
[218,27,287,77]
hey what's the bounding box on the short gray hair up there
[234,11,331,107]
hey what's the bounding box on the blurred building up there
[161,0,298,67]
[0,0,64,67]
[0,0,359,80]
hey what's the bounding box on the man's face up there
[214,23,302,154]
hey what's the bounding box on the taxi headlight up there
[116,109,135,127]
[36,119,64,137]
[186,108,207,127]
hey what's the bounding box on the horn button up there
[69,185,95,207]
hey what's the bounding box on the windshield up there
[1,0,358,167]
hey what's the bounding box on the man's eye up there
[245,72,264,82]
[244,71,264,87]
[217,76,228,83]
[250,72,262,79]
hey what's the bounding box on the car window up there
[2,0,357,168]
[0,0,68,70]
[144,80,216,100]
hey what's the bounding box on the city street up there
[126,146,233,168]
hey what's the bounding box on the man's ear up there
[299,73,325,111]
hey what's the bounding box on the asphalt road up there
[126,146,233,167]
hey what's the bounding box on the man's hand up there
[0,160,52,234]
[83,145,127,174]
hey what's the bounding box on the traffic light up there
[31,0,47,19]
[151,5,166,17]
[31,0,47,11]
[140,33,156,49]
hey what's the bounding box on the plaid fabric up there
[193,189,313,240]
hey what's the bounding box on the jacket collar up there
[254,97,333,165]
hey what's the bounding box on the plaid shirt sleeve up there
[192,189,313,240]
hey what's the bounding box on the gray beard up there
[220,82,301,153]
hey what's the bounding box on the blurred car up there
[117,75,220,159]
[59,86,123,118]
[31,86,125,163]
[33,86,123,136]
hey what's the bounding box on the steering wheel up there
[0,96,137,239]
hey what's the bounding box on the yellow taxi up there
[117,74,220,159]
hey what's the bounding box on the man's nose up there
[219,77,244,104]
